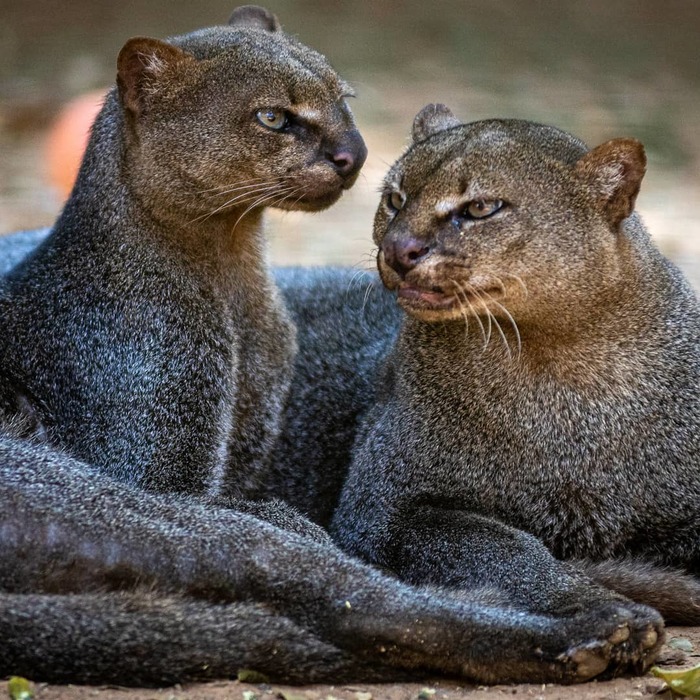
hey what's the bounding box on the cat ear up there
[412,104,461,143]
[117,37,195,117]
[574,138,646,228]
[228,5,281,32]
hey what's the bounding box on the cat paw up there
[553,602,663,682]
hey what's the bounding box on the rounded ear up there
[117,37,195,118]
[574,138,647,229]
[228,5,281,32]
[412,103,461,143]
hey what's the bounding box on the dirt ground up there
[4,626,699,700]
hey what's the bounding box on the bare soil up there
[4,627,699,700]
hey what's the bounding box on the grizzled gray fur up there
[0,29,667,688]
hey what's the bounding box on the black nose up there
[382,237,431,276]
[326,130,367,181]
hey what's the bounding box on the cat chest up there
[400,380,643,506]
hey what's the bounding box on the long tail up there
[0,591,404,686]
[576,558,700,624]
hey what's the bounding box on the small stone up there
[644,680,665,693]
[277,691,307,700]
[418,689,436,700]
[668,636,695,652]
[354,693,372,700]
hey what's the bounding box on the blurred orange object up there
[45,90,107,199]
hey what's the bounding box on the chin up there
[398,298,465,323]
[275,187,344,213]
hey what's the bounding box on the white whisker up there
[196,177,269,195]
[361,279,375,313]
[470,283,511,358]
[452,288,470,340]
[347,267,371,292]
[489,308,511,359]
[233,185,303,230]
[189,182,291,225]
[503,272,529,299]
[485,295,522,359]
[461,283,489,350]
[232,186,298,230]
[456,283,487,348]
[472,287,493,348]
[356,248,378,273]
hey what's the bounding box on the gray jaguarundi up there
[0,12,662,688]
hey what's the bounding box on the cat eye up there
[387,190,406,212]
[256,108,289,131]
[464,199,504,219]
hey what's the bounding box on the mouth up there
[397,282,505,315]
[276,164,360,212]
[397,284,459,311]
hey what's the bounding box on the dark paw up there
[554,602,663,682]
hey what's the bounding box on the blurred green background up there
[1,0,698,285]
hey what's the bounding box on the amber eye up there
[387,190,406,212]
[465,199,504,219]
[256,108,288,130]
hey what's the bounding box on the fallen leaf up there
[652,663,700,698]
[7,677,33,700]
[237,669,271,684]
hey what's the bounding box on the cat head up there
[102,6,366,223]
[374,104,646,326]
